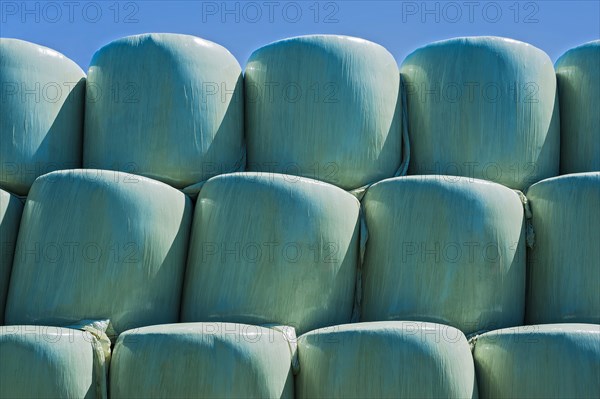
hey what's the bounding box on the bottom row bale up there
[0,325,104,399]
[296,321,477,398]
[110,323,295,398]
[473,323,600,398]
[1,322,599,398]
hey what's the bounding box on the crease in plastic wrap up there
[4,169,193,335]
[555,40,600,174]
[350,208,368,323]
[84,33,245,193]
[245,35,405,193]
[110,322,294,398]
[0,188,23,324]
[262,323,300,375]
[400,36,560,190]
[525,172,600,324]
[514,189,535,248]
[0,321,111,399]
[181,172,360,335]
[296,321,478,398]
[360,176,526,335]
[0,38,85,196]
[473,323,600,398]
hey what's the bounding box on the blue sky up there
[1,1,599,70]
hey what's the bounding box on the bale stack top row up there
[1,34,598,198]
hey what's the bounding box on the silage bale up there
[361,176,525,335]
[525,172,600,324]
[400,36,559,190]
[245,35,404,192]
[0,39,85,196]
[181,172,360,334]
[4,169,192,334]
[84,33,244,193]
[296,321,477,398]
[110,322,294,398]
[0,189,23,324]
[556,40,600,173]
[0,325,104,399]
[473,323,600,398]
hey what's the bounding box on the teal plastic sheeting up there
[525,172,600,324]
[361,176,525,335]
[245,35,404,191]
[0,325,104,399]
[0,39,85,196]
[556,40,600,174]
[296,321,478,398]
[0,189,23,324]
[473,324,600,398]
[110,323,294,398]
[181,172,360,334]
[84,33,244,193]
[401,36,560,190]
[4,169,192,334]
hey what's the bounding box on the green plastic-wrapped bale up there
[526,172,600,324]
[296,321,477,398]
[0,189,23,324]
[401,36,559,190]
[0,325,103,399]
[0,39,85,196]
[245,35,403,191]
[84,34,244,191]
[473,324,600,398]
[181,172,360,334]
[110,323,294,398]
[4,169,192,334]
[556,40,600,173]
[361,176,526,334]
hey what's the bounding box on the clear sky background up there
[1,0,599,70]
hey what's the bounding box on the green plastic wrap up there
[296,321,477,398]
[473,323,600,398]
[0,325,104,399]
[0,189,23,324]
[525,172,600,324]
[84,33,244,192]
[181,172,360,334]
[361,176,525,334]
[110,322,294,398]
[556,40,600,173]
[4,169,192,334]
[401,36,559,190]
[0,39,85,196]
[245,35,404,191]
